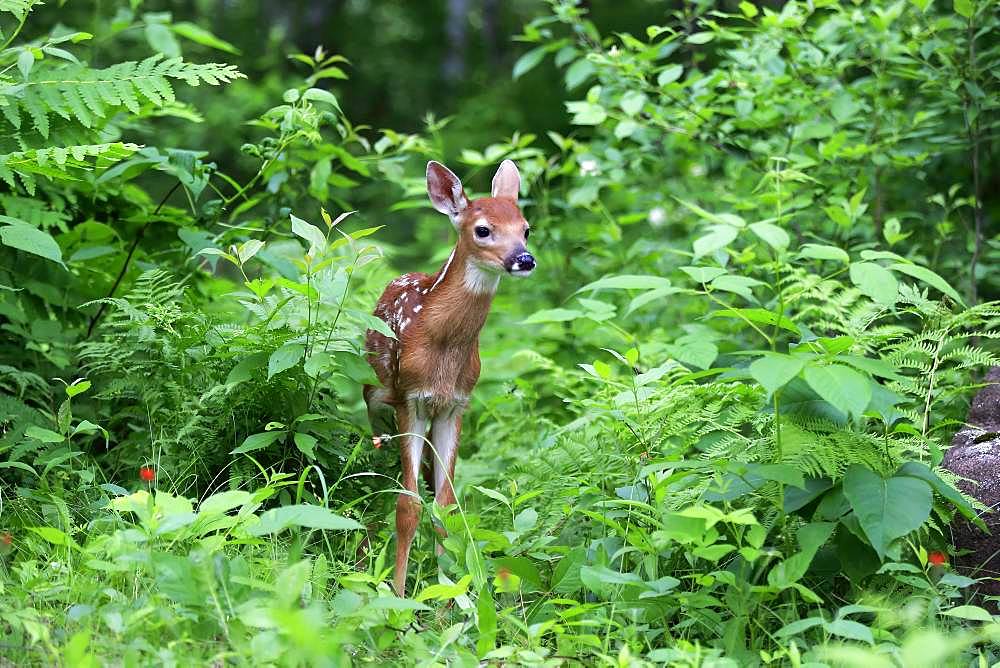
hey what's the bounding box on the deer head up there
[426,159,535,285]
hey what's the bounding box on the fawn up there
[364,159,535,596]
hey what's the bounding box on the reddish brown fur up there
[364,198,526,410]
[363,161,532,596]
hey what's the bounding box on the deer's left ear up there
[491,159,520,201]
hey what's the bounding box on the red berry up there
[139,466,155,482]
[928,550,948,566]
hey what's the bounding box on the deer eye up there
[524,228,530,240]
[474,225,491,239]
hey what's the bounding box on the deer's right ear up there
[427,161,468,225]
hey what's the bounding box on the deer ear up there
[427,161,468,223]
[491,159,520,200]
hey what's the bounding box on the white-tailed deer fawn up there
[364,159,535,596]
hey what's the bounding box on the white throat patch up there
[463,259,501,295]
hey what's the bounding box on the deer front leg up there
[394,401,428,597]
[430,409,462,554]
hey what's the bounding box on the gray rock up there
[942,367,1000,596]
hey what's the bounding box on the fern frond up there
[0,141,140,193]
[0,194,68,230]
[0,55,244,139]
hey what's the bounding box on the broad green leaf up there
[668,338,718,370]
[26,425,64,443]
[768,522,835,587]
[566,101,606,125]
[302,87,342,112]
[512,46,547,79]
[580,565,645,595]
[657,64,683,85]
[849,262,898,306]
[626,286,685,314]
[619,91,646,116]
[775,616,824,638]
[953,0,973,17]
[293,432,317,457]
[710,275,764,300]
[750,354,804,394]
[693,225,739,259]
[1,223,65,267]
[199,490,253,516]
[686,31,714,44]
[514,507,537,533]
[474,485,510,506]
[145,22,180,58]
[290,214,326,254]
[476,585,498,657]
[236,239,264,264]
[268,343,305,379]
[843,465,933,559]
[416,574,473,602]
[942,605,993,622]
[65,380,92,398]
[824,618,874,644]
[681,266,727,284]
[231,430,283,455]
[247,504,363,535]
[749,221,790,251]
[521,308,581,324]
[840,355,903,380]
[708,308,799,333]
[897,461,985,529]
[564,58,595,89]
[29,526,80,549]
[802,364,872,418]
[171,21,240,54]
[576,274,671,293]
[798,243,849,264]
[889,263,965,306]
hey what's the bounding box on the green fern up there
[1,56,242,137]
[0,141,140,193]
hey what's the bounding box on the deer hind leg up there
[430,409,462,555]
[393,400,429,597]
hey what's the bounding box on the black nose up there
[515,252,535,271]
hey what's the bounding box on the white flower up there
[580,159,599,176]
[648,207,666,226]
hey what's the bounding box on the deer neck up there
[422,245,500,346]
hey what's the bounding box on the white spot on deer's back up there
[413,304,422,313]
